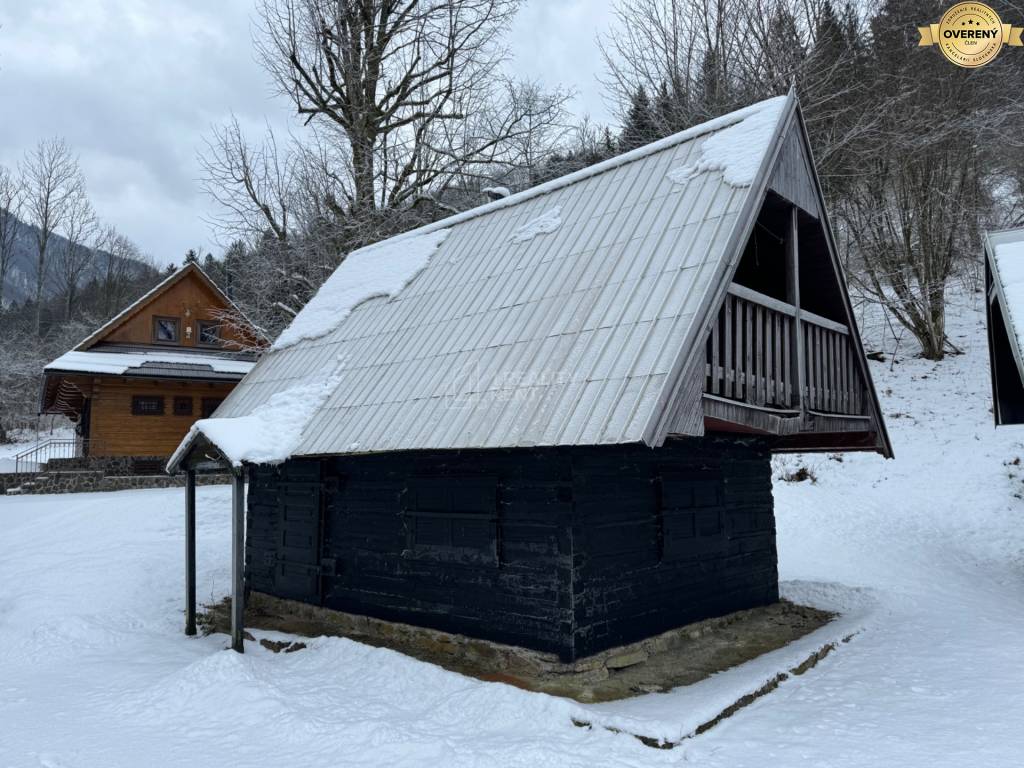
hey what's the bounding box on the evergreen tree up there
[618,87,659,151]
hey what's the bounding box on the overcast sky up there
[0,0,616,266]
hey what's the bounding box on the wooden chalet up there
[169,93,891,659]
[983,229,1024,425]
[40,263,263,462]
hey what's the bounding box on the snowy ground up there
[1,292,1023,766]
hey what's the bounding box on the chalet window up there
[201,398,224,418]
[657,470,725,562]
[403,476,498,565]
[197,320,221,347]
[131,395,165,416]
[173,396,193,416]
[153,316,180,344]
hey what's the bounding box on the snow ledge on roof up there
[511,206,562,243]
[169,359,345,468]
[666,96,788,188]
[273,228,451,350]
[44,349,255,376]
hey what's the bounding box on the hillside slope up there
[0,211,152,305]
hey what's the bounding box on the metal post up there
[786,205,807,420]
[185,469,197,636]
[231,466,246,653]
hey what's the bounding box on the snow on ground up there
[2,291,1024,766]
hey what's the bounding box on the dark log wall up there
[248,450,576,656]
[571,439,778,657]
[245,438,778,661]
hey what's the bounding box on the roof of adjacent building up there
[170,93,880,471]
[983,228,1024,424]
[44,347,256,381]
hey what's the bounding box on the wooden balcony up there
[703,283,870,437]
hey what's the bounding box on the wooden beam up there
[185,469,197,636]
[787,206,807,420]
[726,283,848,335]
[231,467,245,653]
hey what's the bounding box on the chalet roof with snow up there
[983,229,1024,425]
[169,93,891,472]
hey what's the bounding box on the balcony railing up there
[705,283,863,417]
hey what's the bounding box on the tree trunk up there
[34,237,46,337]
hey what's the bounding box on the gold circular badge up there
[936,3,1005,67]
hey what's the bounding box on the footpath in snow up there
[0,291,1023,767]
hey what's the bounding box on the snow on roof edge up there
[44,349,255,376]
[986,228,1024,372]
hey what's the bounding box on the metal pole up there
[231,466,246,653]
[185,469,197,636]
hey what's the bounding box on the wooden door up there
[273,461,323,602]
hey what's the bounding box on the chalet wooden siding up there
[244,439,776,661]
[41,263,261,460]
[87,377,237,457]
[77,262,260,352]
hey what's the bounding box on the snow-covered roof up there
[989,234,1024,354]
[983,228,1024,424]
[169,94,795,470]
[45,349,255,378]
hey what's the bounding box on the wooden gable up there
[78,263,261,352]
[679,101,892,457]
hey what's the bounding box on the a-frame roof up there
[169,93,889,471]
[73,261,258,351]
[983,229,1024,425]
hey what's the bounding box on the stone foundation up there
[4,470,230,495]
[205,592,833,702]
[45,455,167,475]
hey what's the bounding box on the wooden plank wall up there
[570,439,777,657]
[767,125,821,219]
[94,270,254,349]
[244,439,778,661]
[88,376,236,457]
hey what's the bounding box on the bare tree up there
[0,164,22,310]
[53,187,98,320]
[199,117,301,246]
[93,224,146,320]
[20,138,84,335]
[254,0,569,215]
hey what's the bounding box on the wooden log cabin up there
[169,93,891,658]
[40,262,263,464]
[983,229,1024,425]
